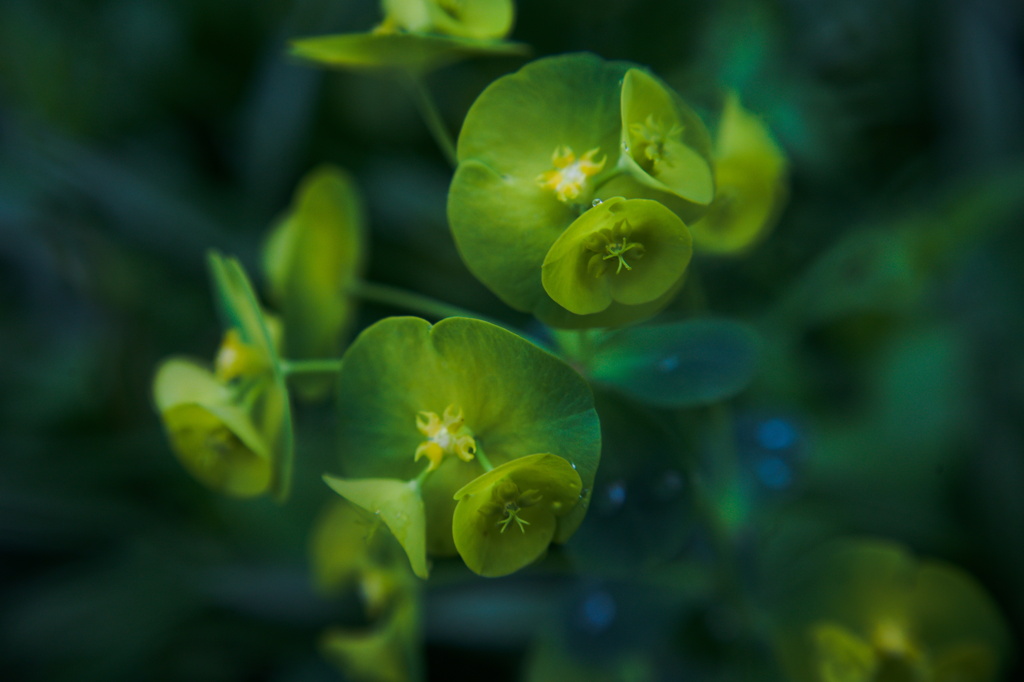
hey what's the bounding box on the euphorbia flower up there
[324,316,600,577]
[688,92,788,255]
[452,454,582,577]
[289,0,525,74]
[263,165,366,401]
[448,53,712,328]
[152,253,294,500]
[773,539,1010,682]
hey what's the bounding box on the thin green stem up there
[280,358,344,375]
[405,74,458,168]
[351,280,494,324]
[475,446,495,472]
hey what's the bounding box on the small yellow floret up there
[414,404,477,472]
[536,146,606,203]
[630,114,683,165]
[214,329,268,383]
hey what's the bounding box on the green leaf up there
[334,316,600,556]
[263,165,365,400]
[323,476,430,579]
[207,252,295,502]
[811,623,877,682]
[289,32,528,74]
[452,454,582,577]
[587,319,760,408]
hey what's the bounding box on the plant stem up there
[475,447,495,472]
[352,280,494,324]
[280,358,344,375]
[405,74,458,167]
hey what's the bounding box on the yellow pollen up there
[414,404,476,472]
[536,146,606,203]
[478,478,543,534]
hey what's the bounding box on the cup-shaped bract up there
[329,316,600,572]
[541,197,692,315]
[263,165,365,400]
[208,252,295,501]
[688,92,788,255]
[383,0,514,40]
[449,53,706,328]
[619,68,714,207]
[773,539,1011,682]
[154,359,273,497]
[452,453,582,577]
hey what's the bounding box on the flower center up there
[584,219,646,278]
[414,404,477,472]
[536,146,606,203]
[630,114,683,168]
[479,477,544,534]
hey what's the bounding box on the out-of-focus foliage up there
[2,0,1023,681]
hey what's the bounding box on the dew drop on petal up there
[592,197,603,207]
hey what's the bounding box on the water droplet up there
[756,418,796,450]
[622,142,630,152]
[591,197,603,207]
[657,355,680,372]
[756,455,793,490]
[570,461,578,469]
[578,590,616,634]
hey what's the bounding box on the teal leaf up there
[588,319,760,408]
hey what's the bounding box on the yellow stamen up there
[536,146,606,203]
[414,404,477,472]
[214,329,268,383]
[629,114,683,166]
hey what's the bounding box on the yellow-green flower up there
[263,165,366,400]
[688,92,788,255]
[324,316,600,577]
[448,53,711,328]
[311,500,423,682]
[452,454,582,577]
[152,253,294,500]
[289,0,525,74]
[774,539,1010,682]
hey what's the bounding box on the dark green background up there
[2,0,1022,680]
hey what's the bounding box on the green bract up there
[448,53,711,328]
[619,67,714,206]
[327,316,600,576]
[541,197,691,315]
[152,254,294,501]
[263,165,366,400]
[452,454,582,577]
[383,0,514,40]
[774,539,1011,682]
[689,92,788,255]
[153,359,272,497]
[289,32,527,74]
[289,0,523,74]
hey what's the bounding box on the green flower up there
[774,539,1010,682]
[688,92,788,255]
[452,454,582,577]
[263,165,366,400]
[448,53,710,328]
[326,316,600,576]
[289,0,525,74]
[152,253,294,500]
[311,500,423,682]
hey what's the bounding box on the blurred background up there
[2,0,1023,680]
